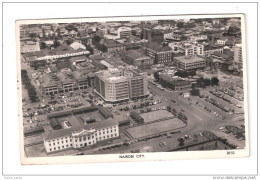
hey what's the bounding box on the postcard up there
[16,14,249,165]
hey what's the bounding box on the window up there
[53,143,55,146]
[58,147,60,149]
[49,144,51,146]
[66,140,68,143]
[62,146,64,148]
[54,148,56,150]
[61,141,63,144]
[71,144,72,147]
[66,145,68,147]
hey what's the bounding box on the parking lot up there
[125,118,186,139]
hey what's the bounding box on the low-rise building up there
[204,44,224,57]
[145,43,173,64]
[20,41,40,53]
[42,118,119,153]
[174,56,206,70]
[159,74,191,91]
[121,50,154,67]
[103,39,125,53]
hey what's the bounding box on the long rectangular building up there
[174,56,206,70]
[42,118,119,153]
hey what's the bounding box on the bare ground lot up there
[24,134,43,145]
[140,110,174,123]
[126,118,186,139]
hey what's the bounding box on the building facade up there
[145,44,173,64]
[121,50,154,67]
[175,56,206,70]
[43,118,119,153]
[94,68,149,103]
[234,44,242,64]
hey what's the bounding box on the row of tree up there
[196,77,219,88]
[174,70,196,78]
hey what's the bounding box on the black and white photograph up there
[16,14,249,164]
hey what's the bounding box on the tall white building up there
[185,44,204,56]
[95,68,149,103]
[234,44,243,64]
[117,27,131,39]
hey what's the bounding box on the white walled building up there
[43,118,119,153]
[117,27,131,39]
[234,44,243,64]
[184,44,204,56]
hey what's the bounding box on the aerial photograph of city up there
[18,15,246,159]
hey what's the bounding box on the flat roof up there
[43,117,118,140]
[175,56,206,64]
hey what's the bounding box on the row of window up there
[48,133,118,152]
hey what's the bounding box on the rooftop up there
[175,56,206,64]
[146,43,172,52]
[125,50,150,60]
[43,117,118,140]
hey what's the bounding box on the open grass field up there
[126,118,186,139]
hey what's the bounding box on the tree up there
[177,22,184,29]
[40,41,47,50]
[65,39,74,45]
[204,78,211,86]
[92,35,101,44]
[53,39,61,48]
[95,43,107,52]
[85,45,94,54]
[65,24,77,32]
[29,33,37,39]
[154,72,160,82]
[211,77,219,86]
[189,70,196,76]
[190,88,200,96]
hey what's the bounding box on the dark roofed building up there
[50,119,62,130]
[130,111,144,124]
[145,43,173,64]
[159,74,191,91]
[99,106,113,119]
[121,50,154,67]
[103,39,125,53]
